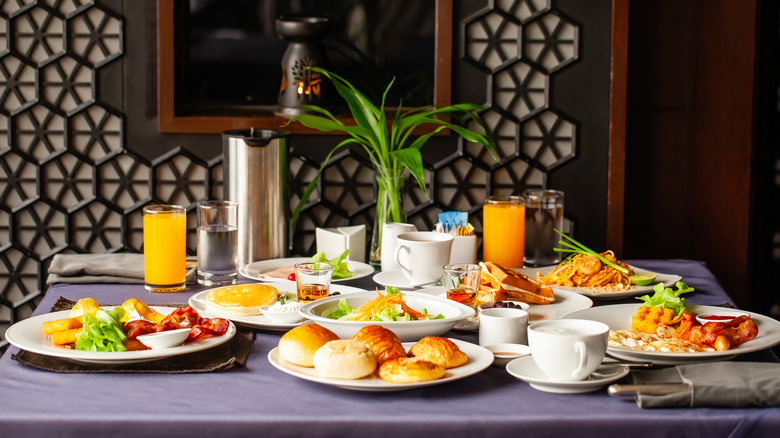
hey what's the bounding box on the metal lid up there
[222,129,290,146]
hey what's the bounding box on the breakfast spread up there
[276,323,469,383]
[205,283,280,316]
[479,261,555,305]
[41,298,229,352]
[609,282,759,353]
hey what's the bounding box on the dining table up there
[0,258,778,438]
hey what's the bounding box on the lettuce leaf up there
[323,298,354,320]
[311,249,353,279]
[636,281,694,316]
[75,307,127,352]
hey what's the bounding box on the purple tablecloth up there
[0,259,778,438]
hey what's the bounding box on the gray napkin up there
[631,362,780,408]
[47,253,195,284]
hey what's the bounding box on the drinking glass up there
[143,205,186,292]
[443,263,481,330]
[197,200,238,286]
[295,262,334,303]
[482,195,525,267]
[522,189,564,267]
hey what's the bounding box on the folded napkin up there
[11,297,255,373]
[47,253,195,284]
[630,362,780,408]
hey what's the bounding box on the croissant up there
[350,325,406,364]
[408,336,468,369]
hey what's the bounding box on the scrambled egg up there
[609,330,715,353]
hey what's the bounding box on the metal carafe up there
[222,129,290,267]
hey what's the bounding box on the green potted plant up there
[290,67,497,265]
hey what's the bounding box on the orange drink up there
[143,205,186,292]
[482,196,525,267]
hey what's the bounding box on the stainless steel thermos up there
[222,129,290,267]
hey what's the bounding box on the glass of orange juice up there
[143,205,187,292]
[482,195,525,267]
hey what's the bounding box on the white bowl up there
[260,303,305,324]
[478,301,530,312]
[695,310,749,325]
[299,291,475,341]
[136,328,191,349]
[483,343,532,367]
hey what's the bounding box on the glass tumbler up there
[522,189,564,267]
[143,205,187,292]
[197,200,239,286]
[482,195,525,268]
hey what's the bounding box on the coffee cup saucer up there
[506,355,629,394]
[373,270,440,289]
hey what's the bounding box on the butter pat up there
[316,225,366,262]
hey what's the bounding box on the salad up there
[323,288,444,321]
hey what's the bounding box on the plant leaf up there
[391,148,426,196]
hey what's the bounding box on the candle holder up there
[274,16,330,118]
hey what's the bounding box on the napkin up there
[47,253,196,284]
[630,362,780,408]
[11,297,255,373]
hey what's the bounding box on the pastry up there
[313,340,377,380]
[408,336,469,369]
[206,283,279,316]
[378,357,446,383]
[350,325,406,364]
[480,261,555,305]
[278,323,340,367]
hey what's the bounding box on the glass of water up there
[197,200,239,286]
[522,189,564,267]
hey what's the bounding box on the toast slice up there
[479,261,555,305]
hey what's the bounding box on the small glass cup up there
[143,205,187,292]
[482,195,525,268]
[443,263,481,330]
[522,189,564,267]
[295,262,334,303]
[196,200,239,286]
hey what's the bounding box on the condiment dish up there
[261,302,305,323]
[136,328,191,349]
[695,311,749,325]
[483,343,531,367]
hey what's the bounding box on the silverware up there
[601,357,655,368]
[607,383,691,397]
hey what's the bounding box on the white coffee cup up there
[393,231,454,286]
[380,222,417,272]
[478,307,529,346]
[527,319,609,382]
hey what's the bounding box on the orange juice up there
[143,205,186,292]
[482,196,525,267]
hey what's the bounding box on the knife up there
[607,383,691,396]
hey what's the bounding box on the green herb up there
[636,281,695,316]
[553,229,629,275]
[323,298,354,320]
[385,286,401,295]
[279,294,294,305]
[75,307,127,352]
[311,249,353,279]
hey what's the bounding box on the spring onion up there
[553,229,629,274]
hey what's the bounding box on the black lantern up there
[274,16,330,118]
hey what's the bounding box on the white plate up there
[5,307,236,364]
[300,291,475,341]
[373,270,440,289]
[188,282,369,331]
[268,338,493,391]
[240,257,374,282]
[563,304,780,365]
[506,355,629,394]
[518,265,682,299]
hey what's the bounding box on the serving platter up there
[189,282,368,331]
[563,304,780,365]
[268,338,493,391]
[5,306,236,364]
[517,266,682,300]
[240,257,374,282]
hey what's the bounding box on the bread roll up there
[408,336,469,369]
[206,283,279,316]
[378,357,446,383]
[350,325,406,364]
[278,324,340,367]
[313,340,377,380]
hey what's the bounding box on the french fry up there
[50,328,83,345]
[42,317,83,335]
